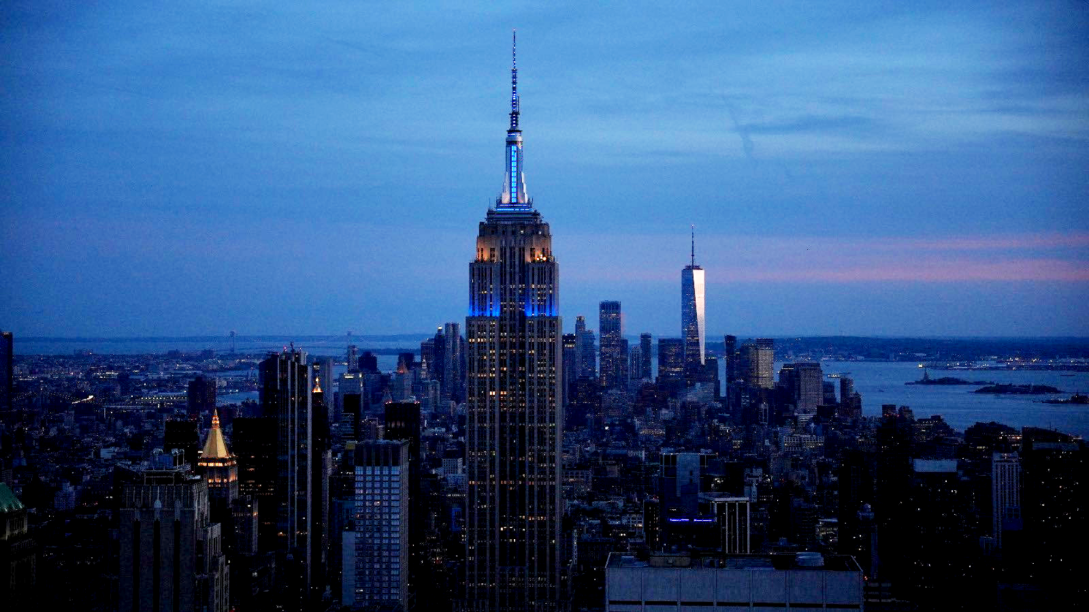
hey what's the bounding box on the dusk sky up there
[2,2,1087,338]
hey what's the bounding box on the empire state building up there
[465,32,565,611]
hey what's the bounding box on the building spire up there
[499,29,529,209]
[691,224,696,267]
[510,29,519,131]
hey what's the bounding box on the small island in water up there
[974,383,1063,395]
[907,369,993,386]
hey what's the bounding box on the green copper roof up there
[0,483,25,513]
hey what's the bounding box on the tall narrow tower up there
[465,31,564,611]
[681,225,706,379]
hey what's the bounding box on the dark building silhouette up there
[187,375,217,418]
[164,418,201,471]
[231,417,278,552]
[575,315,596,379]
[117,461,228,612]
[384,401,424,605]
[258,347,330,603]
[1021,427,1085,590]
[0,483,35,607]
[358,351,378,374]
[562,333,578,404]
[639,333,653,382]
[723,335,738,385]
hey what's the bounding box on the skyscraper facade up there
[465,34,564,611]
[638,333,653,382]
[657,339,685,386]
[342,440,410,610]
[187,375,217,419]
[443,322,465,405]
[740,339,775,389]
[992,452,1021,550]
[259,347,329,601]
[723,335,738,385]
[562,333,578,402]
[599,301,623,390]
[681,227,705,378]
[232,416,278,551]
[574,316,596,379]
[118,462,229,612]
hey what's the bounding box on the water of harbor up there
[816,360,1089,438]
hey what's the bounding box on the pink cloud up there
[562,231,1089,284]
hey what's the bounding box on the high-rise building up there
[707,496,752,554]
[780,362,823,412]
[0,483,35,607]
[1021,428,1084,585]
[259,347,330,601]
[346,344,359,374]
[992,452,1021,550]
[187,375,217,419]
[118,462,229,612]
[342,440,410,610]
[681,226,705,378]
[464,34,564,610]
[384,401,424,599]
[599,301,623,390]
[656,339,685,386]
[639,333,653,382]
[574,316,596,379]
[443,322,464,404]
[198,410,239,522]
[232,417,278,551]
[562,333,578,402]
[740,339,774,389]
[628,345,643,386]
[359,351,379,374]
[723,335,738,384]
[0,331,11,412]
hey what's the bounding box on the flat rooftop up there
[607,553,862,572]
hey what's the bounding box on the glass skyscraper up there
[464,32,564,611]
[681,226,705,378]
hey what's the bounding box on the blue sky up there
[1,1,1087,337]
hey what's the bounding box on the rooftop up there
[607,552,862,573]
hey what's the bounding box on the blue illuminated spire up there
[510,29,519,131]
[499,29,529,209]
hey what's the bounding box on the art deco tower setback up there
[465,32,564,611]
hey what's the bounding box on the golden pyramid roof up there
[201,409,231,459]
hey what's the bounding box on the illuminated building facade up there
[197,410,238,519]
[343,440,409,610]
[465,32,564,611]
[741,338,775,389]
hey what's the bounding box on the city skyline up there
[2,3,1088,338]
